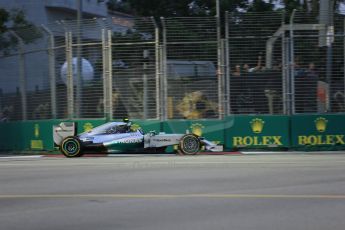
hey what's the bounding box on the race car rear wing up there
[53,122,76,147]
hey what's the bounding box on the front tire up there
[60,136,83,157]
[178,134,201,155]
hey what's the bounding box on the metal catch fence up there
[0,11,344,122]
[226,12,285,115]
[291,12,345,114]
[110,18,159,120]
[161,17,219,119]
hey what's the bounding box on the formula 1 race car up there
[53,119,223,157]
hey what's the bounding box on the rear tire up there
[178,134,201,155]
[60,136,83,158]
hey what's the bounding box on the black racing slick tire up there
[60,136,83,158]
[178,134,201,155]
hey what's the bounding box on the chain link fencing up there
[0,11,344,121]
[110,17,159,119]
[0,25,49,121]
[54,19,106,119]
[226,11,285,115]
[292,11,345,114]
[161,17,220,119]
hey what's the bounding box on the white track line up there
[0,155,43,159]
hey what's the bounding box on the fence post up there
[225,11,231,116]
[101,29,112,121]
[65,31,74,119]
[216,11,223,119]
[220,38,226,118]
[9,31,27,120]
[151,17,160,120]
[160,17,168,121]
[41,25,57,119]
[343,19,345,108]
[283,37,290,115]
[289,9,296,115]
[101,29,107,119]
[281,12,287,115]
[107,29,113,120]
[75,0,83,118]
[143,50,148,119]
[158,45,164,120]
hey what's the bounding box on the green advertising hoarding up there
[225,115,290,149]
[0,120,57,151]
[75,119,107,134]
[130,119,161,133]
[1,115,345,153]
[291,115,345,150]
[0,122,24,150]
[0,119,162,152]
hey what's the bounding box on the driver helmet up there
[123,118,132,131]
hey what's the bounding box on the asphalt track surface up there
[1,152,345,230]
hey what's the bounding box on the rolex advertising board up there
[225,116,290,149]
[291,115,345,149]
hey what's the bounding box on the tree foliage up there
[107,0,248,17]
[0,8,38,53]
[107,0,345,17]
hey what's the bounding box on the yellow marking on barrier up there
[31,140,43,150]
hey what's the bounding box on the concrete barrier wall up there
[0,115,344,152]
[0,119,161,152]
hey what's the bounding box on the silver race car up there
[53,119,223,157]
